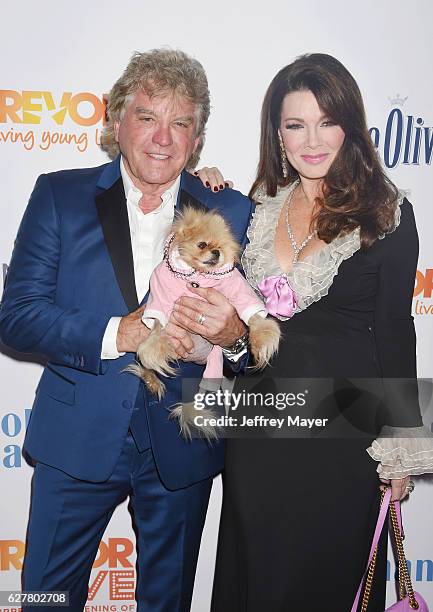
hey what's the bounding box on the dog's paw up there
[248,315,281,370]
[136,323,178,376]
[123,364,166,398]
[142,370,166,399]
[124,362,146,379]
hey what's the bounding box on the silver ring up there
[197,313,206,325]
[405,480,415,494]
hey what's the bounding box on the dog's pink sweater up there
[142,252,266,379]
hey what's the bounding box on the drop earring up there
[278,131,288,178]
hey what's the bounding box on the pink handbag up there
[351,487,429,611]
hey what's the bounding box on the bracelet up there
[221,331,249,356]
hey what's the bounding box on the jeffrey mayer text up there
[193,415,329,429]
[240,415,328,428]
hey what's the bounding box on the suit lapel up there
[95,177,139,312]
[95,167,209,312]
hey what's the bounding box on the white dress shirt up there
[101,157,180,359]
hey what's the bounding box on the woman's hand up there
[380,475,413,501]
[190,167,233,191]
[172,284,246,348]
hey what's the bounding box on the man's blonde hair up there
[102,48,210,168]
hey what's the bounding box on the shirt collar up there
[120,156,181,212]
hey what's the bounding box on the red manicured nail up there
[205,181,210,187]
[213,186,218,192]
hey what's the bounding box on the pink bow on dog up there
[258,275,297,318]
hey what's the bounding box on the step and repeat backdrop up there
[0,1,432,610]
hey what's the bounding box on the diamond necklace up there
[285,188,317,264]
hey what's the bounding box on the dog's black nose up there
[211,249,220,258]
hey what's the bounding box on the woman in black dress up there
[206,54,433,611]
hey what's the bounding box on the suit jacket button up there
[122,400,132,410]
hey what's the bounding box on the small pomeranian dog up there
[127,206,280,439]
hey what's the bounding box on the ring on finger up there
[197,313,206,325]
[405,480,415,494]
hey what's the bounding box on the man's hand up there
[171,285,246,347]
[117,306,210,361]
[116,306,150,353]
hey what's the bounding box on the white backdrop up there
[0,1,432,610]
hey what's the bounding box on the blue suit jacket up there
[0,157,253,488]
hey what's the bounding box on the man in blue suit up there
[0,49,252,611]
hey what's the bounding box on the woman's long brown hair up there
[249,53,398,248]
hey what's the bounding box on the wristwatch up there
[221,331,249,357]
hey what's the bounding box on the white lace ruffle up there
[241,182,405,319]
[366,426,433,479]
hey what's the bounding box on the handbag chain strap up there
[389,500,419,609]
[360,489,385,612]
[361,489,420,611]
